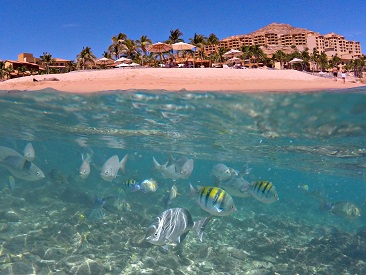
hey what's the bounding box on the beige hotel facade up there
[204,23,362,64]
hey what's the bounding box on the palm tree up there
[350,56,365,78]
[206,33,220,67]
[167,29,184,44]
[136,35,152,65]
[108,44,121,60]
[318,52,329,72]
[310,48,320,72]
[65,61,76,72]
[108,32,128,59]
[328,54,341,69]
[18,66,28,77]
[39,52,54,74]
[0,61,7,80]
[273,50,288,69]
[211,47,227,64]
[76,46,96,70]
[102,51,112,59]
[189,33,207,63]
[123,39,137,59]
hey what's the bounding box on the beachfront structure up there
[18,53,72,72]
[204,23,362,64]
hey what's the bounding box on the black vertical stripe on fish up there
[264,182,273,197]
[261,181,271,195]
[204,187,214,208]
[199,188,205,207]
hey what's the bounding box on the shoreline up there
[0,68,364,93]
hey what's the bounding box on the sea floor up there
[1,171,365,275]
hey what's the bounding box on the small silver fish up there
[8,175,15,189]
[329,201,362,220]
[0,146,44,181]
[23,143,35,162]
[100,154,128,182]
[165,184,178,207]
[145,208,212,247]
[153,156,194,180]
[79,151,92,179]
[218,177,251,198]
[211,163,237,185]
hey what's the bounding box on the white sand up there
[0,68,363,93]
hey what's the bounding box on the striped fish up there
[121,179,139,190]
[190,184,236,216]
[249,181,279,204]
[145,208,212,246]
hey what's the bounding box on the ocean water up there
[0,87,366,274]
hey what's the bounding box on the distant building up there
[18,53,72,72]
[4,53,72,78]
[204,23,362,67]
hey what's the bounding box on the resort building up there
[3,53,72,78]
[204,23,362,66]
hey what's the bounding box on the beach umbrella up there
[172,42,196,51]
[95,57,114,68]
[223,49,242,58]
[95,57,114,64]
[288,58,303,63]
[115,57,132,63]
[147,42,173,64]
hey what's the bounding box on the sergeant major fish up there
[23,143,35,162]
[0,146,44,181]
[249,181,279,203]
[189,184,236,216]
[145,207,212,247]
[100,154,128,182]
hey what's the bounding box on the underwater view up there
[0,88,366,274]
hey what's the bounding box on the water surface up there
[0,88,366,274]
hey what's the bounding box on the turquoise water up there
[0,88,366,274]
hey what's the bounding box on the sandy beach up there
[0,68,364,93]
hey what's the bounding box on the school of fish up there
[0,143,361,250]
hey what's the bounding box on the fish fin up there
[193,216,213,242]
[119,154,128,174]
[189,183,196,197]
[152,157,160,170]
[215,206,224,212]
[178,231,189,244]
[167,155,176,167]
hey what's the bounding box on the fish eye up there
[230,205,234,209]
[154,233,158,236]
[36,172,40,176]
[104,171,109,175]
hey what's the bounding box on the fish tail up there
[189,183,196,198]
[152,157,160,170]
[119,154,128,174]
[193,216,213,242]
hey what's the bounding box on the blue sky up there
[1,0,365,61]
